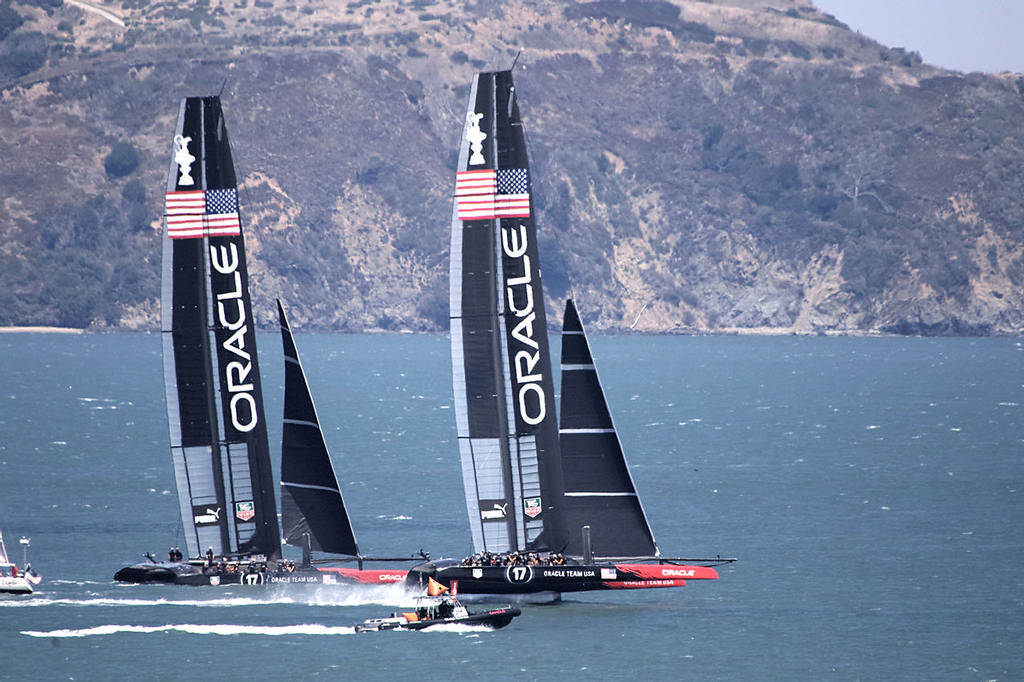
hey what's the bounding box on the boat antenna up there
[217,77,229,98]
[510,50,522,71]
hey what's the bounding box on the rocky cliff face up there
[3,0,1024,334]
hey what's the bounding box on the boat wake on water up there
[5,583,415,610]
[22,621,499,638]
[22,623,360,638]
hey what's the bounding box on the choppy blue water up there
[1,332,1021,680]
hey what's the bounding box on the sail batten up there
[162,97,279,562]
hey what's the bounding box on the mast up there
[559,299,658,558]
[161,96,280,561]
[450,71,566,554]
[278,300,359,558]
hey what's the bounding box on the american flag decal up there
[165,188,241,239]
[456,168,530,220]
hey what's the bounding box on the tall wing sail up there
[559,299,659,558]
[450,71,566,554]
[278,300,359,556]
[161,96,280,561]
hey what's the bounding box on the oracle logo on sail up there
[210,242,258,433]
[502,223,546,426]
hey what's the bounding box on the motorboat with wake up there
[355,597,520,632]
[356,580,519,632]
[406,68,734,601]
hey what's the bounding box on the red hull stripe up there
[614,564,719,581]
[318,568,408,584]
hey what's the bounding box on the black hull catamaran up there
[116,96,284,586]
[115,98,408,586]
[406,69,733,600]
[356,580,520,632]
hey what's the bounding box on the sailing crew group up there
[197,546,299,576]
[461,551,567,567]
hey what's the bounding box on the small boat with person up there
[0,532,40,595]
[355,580,520,632]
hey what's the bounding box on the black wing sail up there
[162,96,280,561]
[450,71,566,554]
[559,299,658,558]
[278,300,359,557]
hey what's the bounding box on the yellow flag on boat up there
[427,577,449,596]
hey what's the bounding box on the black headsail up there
[161,96,280,562]
[278,300,359,558]
[450,70,567,555]
[559,298,658,558]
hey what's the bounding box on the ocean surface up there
[1,332,1021,681]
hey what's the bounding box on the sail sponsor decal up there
[165,188,241,239]
[502,222,546,426]
[455,168,530,220]
[479,501,508,521]
[210,242,259,436]
[193,505,222,526]
[523,497,542,518]
[235,501,255,522]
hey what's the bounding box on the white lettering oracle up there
[210,242,257,433]
[502,223,545,426]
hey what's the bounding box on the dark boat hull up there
[356,606,521,632]
[114,562,407,586]
[405,560,718,597]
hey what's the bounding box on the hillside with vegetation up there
[3,0,1024,334]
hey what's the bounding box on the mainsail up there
[161,96,280,562]
[450,70,567,555]
[559,298,658,558]
[278,300,359,557]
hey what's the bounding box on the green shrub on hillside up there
[103,142,140,178]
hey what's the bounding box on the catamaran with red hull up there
[406,69,733,600]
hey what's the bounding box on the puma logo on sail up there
[194,507,222,525]
[481,503,508,520]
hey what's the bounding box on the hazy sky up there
[812,0,1024,74]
